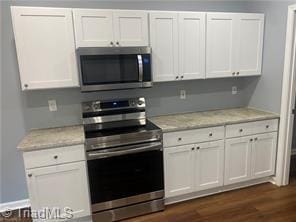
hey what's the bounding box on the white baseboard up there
[0,199,30,212]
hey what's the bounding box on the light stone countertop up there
[149,107,279,133]
[17,125,84,152]
[17,107,279,152]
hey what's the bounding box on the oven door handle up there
[137,55,143,82]
[87,142,162,160]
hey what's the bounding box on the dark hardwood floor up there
[2,180,296,222]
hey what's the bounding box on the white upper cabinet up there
[11,7,79,90]
[164,144,195,198]
[251,132,277,179]
[73,9,114,47]
[195,140,224,191]
[150,12,179,82]
[179,12,206,80]
[206,13,237,78]
[73,9,148,47]
[237,14,264,76]
[113,11,148,46]
[206,13,264,78]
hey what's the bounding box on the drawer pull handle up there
[266,125,269,129]
[239,129,243,132]
[209,133,213,137]
[250,139,253,142]
[28,174,32,178]
[197,147,200,150]
[178,137,182,141]
[191,147,195,151]
[54,155,58,159]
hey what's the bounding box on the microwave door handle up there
[137,55,143,82]
[87,142,162,160]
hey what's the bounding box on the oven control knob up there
[138,100,144,106]
[93,104,100,110]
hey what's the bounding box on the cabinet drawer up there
[226,119,278,138]
[163,126,224,147]
[23,145,85,169]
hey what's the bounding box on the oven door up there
[86,141,164,213]
[77,47,152,92]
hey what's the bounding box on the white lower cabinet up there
[224,136,252,185]
[195,140,224,191]
[252,132,277,179]
[23,145,91,221]
[225,132,278,185]
[26,161,91,220]
[164,140,224,198]
[164,145,195,198]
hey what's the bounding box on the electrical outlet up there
[232,86,238,95]
[180,90,186,99]
[48,100,57,112]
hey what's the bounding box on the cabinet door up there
[179,12,206,80]
[11,7,79,90]
[237,14,264,76]
[26,162,90,219]
[224,136,252,185]
[164,145,194,198]
[195,140,224,191]
[150,12,179,82]
[113,11,148,46]
[73,9,114,47]
[251,132,277,179]
[206,13,237,78]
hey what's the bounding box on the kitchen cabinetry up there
[150,12,206,82]
[11,7,79,90]
[164,126,225,198]
[224,120,278,185]
[206,13,264,78]
[73,9,148,47]
[195,140,224,191]
[149,12,179,82]
[23,145,91,220]
[179,12,206,80]
[224,136,253,185]
[164,145,195,197]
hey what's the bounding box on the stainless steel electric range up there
[82,97,164,222]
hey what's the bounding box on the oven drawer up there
[23,144,86,169]
[226,119,278,138]
[163,126,224,147]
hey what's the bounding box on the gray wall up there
[0,0,292,203]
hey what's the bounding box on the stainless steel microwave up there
[77,47,152,92]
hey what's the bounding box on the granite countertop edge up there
[153,115,280,133]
